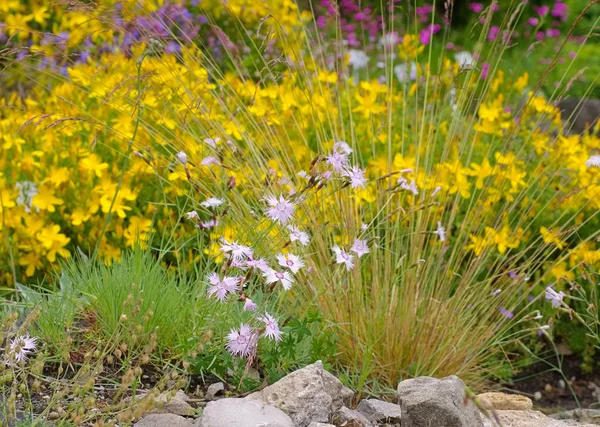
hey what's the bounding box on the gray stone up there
[481,410,598,427]
[556,98,600,136]
[246,361,351,427]
[307,423,336,427]
[397,375,483,427]
[205,382,225,401]
[196,398,294,427]
[356,398,401,423]
[550,409,600,425]
[147,390,194,416]
[334,406,372,426]
[134,414,193,427]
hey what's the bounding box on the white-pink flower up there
[343,166,368,189]
[204,137,220,148]
[186,211,199,220]
[287,225,310,246]
[350,239,370,258]
[326,151,350,172]
[219,238,253,261]
[6,334,38,364]
[201,156,221,167]
[586,155,600,168]
[433,221,446,242]
[207,273,241,301]
[545,287,565,308]
[334,141,353,155]
[263,268,294,290]
[201,197,224,208]
[332,245,355,271]
[276,253,305,274]
[176,151,187,166]
[243,298,258,311]
[226,324,257,357]
[398,178,419,195]
[265,195,295,225]
[259,313,282,342]
[247,257,270,272]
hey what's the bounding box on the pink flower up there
[288,225,310,246]
[206,273,241,301]
[265,195,295,225]
[326,151,350,172]
[219,238,253,261]
[226,324,257,357]
[243,298,257,311]
[277,253,304,274]
[545,287,565,308]
[350,239,370,258]
[527,17,539,26]
[247,257,270,272]
[343,165,368,189]
[263,268,294,290]
[259,313,282,342]
[332,245,355,271]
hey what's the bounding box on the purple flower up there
[265,195,295,225]
[499,307,514,319]
[226,324,257,357]
[207,273,241,301]
[259,313,282,342]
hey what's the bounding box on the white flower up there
[200,218,219,229]
[176,151,187,166]
[276,253,305,274]
[394,62,417,83]
[343,166,368,189]
[186,211,199,220]
[263,268,294,290]
[332,245,355,271]
[265,195,295,225]
[201,197,224,208]
[219,238,253,261]
[492,289,502,296]
[350,239,370,258]
[455,51,475,67]
[259,313,282,342]
[348,49,369,69]
[287,225,310,246]
[586,155,600,168]
[433,221,446,242]
[6,335,38,364]
[545,287,565,308]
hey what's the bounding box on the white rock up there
[147,390,194,417]
[307,424,336,427]
[246,361,352,427]
[134,414,193,427]
[205,382,224,401]
[481,410,598,427]
[196,398,294,427]
[356,398,402,423]
[397,375,483,427]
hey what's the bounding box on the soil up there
[502,355,600,414]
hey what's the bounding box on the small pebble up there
[544,383,553,392]
[48,412,59,420]
[558,379,566,389]
[534,391,542,401]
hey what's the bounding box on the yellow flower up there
[19,251,43,277]
[467,158,496,189]
[540,227,566,250]
[124,216,153,248]
[32,185,64,212]
[36,224,71,262]
[80,153,109,178]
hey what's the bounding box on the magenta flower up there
[288,225,310,246]
[552,2,568,21]
[276,253,305,274]
[265,195,295,225]
[219,238,254,261]
[469,2,483,13]
[332,245,355,271]
[350,238,370,258]
[207,272,241,301]
[263,268,294,290]
[259,313,282,342]
[226,324,257,357]
[527,17,539,26]
[488,26,499,42]
[481,62,490,79]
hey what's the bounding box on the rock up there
[550,409,600,425]
[356,399,402,423]
[205,382,224,401]
[307,424,336,427]
[334,406,372,426]
[134,414,193,427]
[397,375,483,427]
[481,410,598,427]
[476,393,533,411]
[195,398,294,427]
[147,390,194,417]
[556,98,600,136]
[246,361,352,427]
[533,391,542,401]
